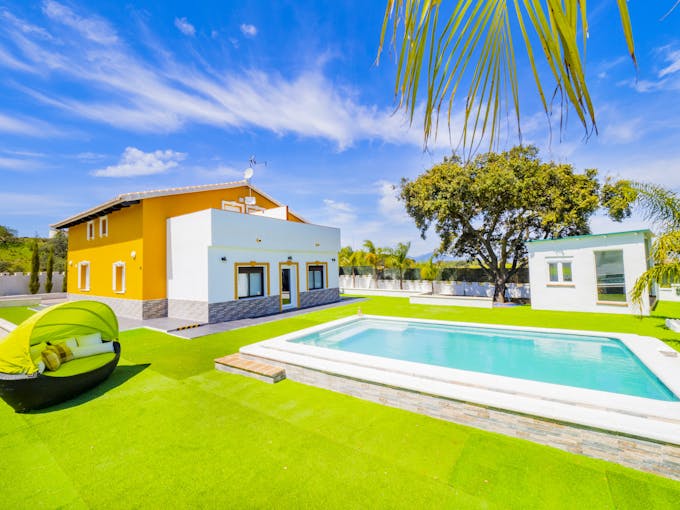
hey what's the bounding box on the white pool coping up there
[241,314,680,445]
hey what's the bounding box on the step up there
[214,353,286,383]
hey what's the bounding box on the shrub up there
[45,247,54,293]
[28,241,40,294]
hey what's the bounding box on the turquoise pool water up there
[292,318,678,401]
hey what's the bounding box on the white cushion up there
[76,332,102,346]
[71,342,114,359]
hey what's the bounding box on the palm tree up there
[419,256,441,294]
[363,240,389,287]
[387,242,416,290]
[618,182,680,309]
[377,1,640,152]
[339,246,366,288]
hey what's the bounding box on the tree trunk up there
[493,277,508,303]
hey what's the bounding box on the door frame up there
[278,261,300,311]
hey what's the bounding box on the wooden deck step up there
[214,353,286,383]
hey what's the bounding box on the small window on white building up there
[308,265,325,290]
[547,261,573,284]
[100,216,109,237]
[86,221,95,240]
[561,262,573,282]
[595,250,626,302]
[112,262,125,293]
[238,266,265,298]
[78,262,90,291]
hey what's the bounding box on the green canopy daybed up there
[0,301,121,412]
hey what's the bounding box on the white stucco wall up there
[527,231,652,315]
[167,209,213,302]
[658,285,680,302]
[168,208,340,304]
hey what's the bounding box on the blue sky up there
[1,1,679,256]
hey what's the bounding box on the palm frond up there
[630,181,680,230]
[652,230,680,264]
[377,0,637,151]
[631,261,680,305]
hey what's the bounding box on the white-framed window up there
[100,216,109,237]
[86,221,95,240]
[78,261,91,291]
[547,261,573,284]
[222,200,244,213]
[112,261,125,293]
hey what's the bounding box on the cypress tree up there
[45,247,54,293]
[62,266,67,292]
[29,240,40,294]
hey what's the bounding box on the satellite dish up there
[244,168,254,180]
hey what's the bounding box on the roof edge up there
[51,180,309,228]
[526,229,653,245]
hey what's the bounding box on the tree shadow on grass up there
[30,363,150,413]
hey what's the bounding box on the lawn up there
[1,298,679,508]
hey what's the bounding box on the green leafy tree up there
[28,240,40,294]
[387,242,416,290]
[45,247,54,293]
[602,180,680,309]
[419,256,441,294]
[0,225,18,247]
[62,266,68,292]
[400,145,600,302]
[378,1,639,151]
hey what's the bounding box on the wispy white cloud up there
[240,24,257,37]
[628,45,680,92]
[0,112,58,137]
[376,180,409,224]
[42,0,118,45]
[0,192,70,215]
[0,3,442,150]
[0,156,42,171]
[174,17,195,37]
[92,147,186,177]
[193,164,244,180]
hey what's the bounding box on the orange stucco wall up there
[66,185,303,301]
[67,204,144,299]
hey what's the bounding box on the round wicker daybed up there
[0,301,121,413]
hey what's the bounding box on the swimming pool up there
[241,315,680,448]
[291,318,678,401]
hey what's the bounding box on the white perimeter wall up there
[168,209,341,304]
[527,232,651,315]
[0,272,65,296]
[658,285,680,302]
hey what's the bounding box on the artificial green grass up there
[0,298,679,508]
[0,305,36,325]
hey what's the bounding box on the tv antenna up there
[244,155,266,182]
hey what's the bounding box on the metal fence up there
[339,266,529,284]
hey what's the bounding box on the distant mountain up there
[412,251,461,263]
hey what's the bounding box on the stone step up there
[214,353,286,383]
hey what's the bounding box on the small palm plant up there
[339,246,366,289]
[387,242,416,290]
[363,240,389,287]
[419,256,441,294]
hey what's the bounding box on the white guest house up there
[527,230,654,316]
